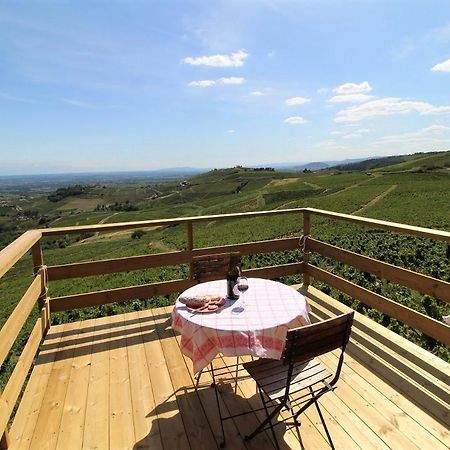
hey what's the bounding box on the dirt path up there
[303,181,322,190]
[94,212,120,236]
[352,185,397,215]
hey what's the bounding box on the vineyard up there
[1,151,450,389]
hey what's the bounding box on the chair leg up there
[211,363,226,448]
[195,368,203,388]
[259,388,280,450]
[245,401,284,443]
[234,356,239,393]
[309,387,335,450]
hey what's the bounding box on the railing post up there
[302,211,311,286]
[187,222,194,279]
[31,241,50,330]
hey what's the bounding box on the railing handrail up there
[0,230,42,279]
[305,207,450,242]
[37,208,306,236]
[32,206,450,242]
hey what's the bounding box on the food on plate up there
[178,294,225,312]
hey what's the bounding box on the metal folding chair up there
[242,312,354,449]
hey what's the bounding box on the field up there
[1,152,450,388]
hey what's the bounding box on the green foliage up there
[48,184,91,202]
[131,229,145,239]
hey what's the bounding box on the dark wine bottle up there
[226,255,241,299]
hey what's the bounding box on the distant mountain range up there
[261,157,376,171]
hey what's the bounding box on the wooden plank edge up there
[0,230,42,280]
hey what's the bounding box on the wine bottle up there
[226,255,240,299]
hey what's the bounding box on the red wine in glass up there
[237,277,248,307]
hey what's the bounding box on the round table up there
[171,278,311,373]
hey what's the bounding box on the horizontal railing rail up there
[305,207,450,242]
[47,237,300,281]
[306,238,450,304]
[307,265,450,346]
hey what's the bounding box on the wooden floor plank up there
[9,325,65,450]
[81,315,112,449]
[137,309,191,450]
[27,321,82,450]
[109,315,135,449]
[125,311,163,450]
[55,318,97,449]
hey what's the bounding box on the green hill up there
[336,150,450,173]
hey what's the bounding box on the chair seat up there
[243,357,331,401]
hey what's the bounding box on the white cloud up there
[250,91,265,96]
[377,124,450,143]
[183,50,248,67]
[317,87,328,94]
[60,98,94,108]
[342,133,362,139]
[188,77,245,87]
[188,79,216,87]
[333,81,372,95]
[328,94,374,103]
[227,129,235,133]
[335,97,450,123]
[431,59,450,72]
[285,96,311,106]
[0,92,36,103]
[218,77,245,85]
[284,116,306,125]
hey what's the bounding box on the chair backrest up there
[282,312,354,365]
[192,252,241,283]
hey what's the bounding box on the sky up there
[1,0,450,175]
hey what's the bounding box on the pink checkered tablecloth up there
[171,278,311,373]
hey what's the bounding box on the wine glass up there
[237,276,249,307]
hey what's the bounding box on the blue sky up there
[1,1,450,175]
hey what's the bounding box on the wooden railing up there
[0,232,49,449]
[1,207,450,448]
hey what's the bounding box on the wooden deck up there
[7,288,450,450]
